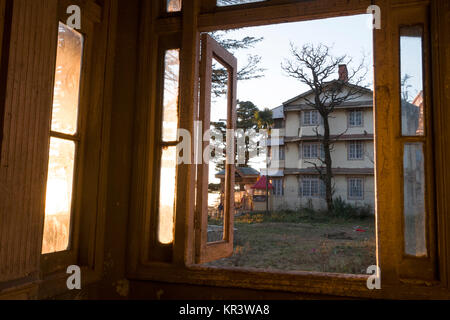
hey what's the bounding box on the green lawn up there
[205,213,376,274]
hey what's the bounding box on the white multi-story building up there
[264,75,375,211]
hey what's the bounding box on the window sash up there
[303,143,323,159]
[349,110,363,127]
[300,177,325,198]
[279,147,285,160]
[348,141,364,160]
[272,179,283,196]
[303,110,319,126]
[195,33,237,264]
[348,178,364,199]
[42,23,84,255]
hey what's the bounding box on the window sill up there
[37,266,101,299]
[130,263,450,299]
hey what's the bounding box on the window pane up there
[207,58,229,243]
[167,0,181,12]
[400,26,425,136]
[303,111,310,125]
[51,23,83,135]
[42,138,76,254]
[158,146,177,244]
[403,143,426,256]
[311,111,318,125]
[217,0,266,6]
[162,49,180,142]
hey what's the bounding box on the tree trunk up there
[322,116,334,212]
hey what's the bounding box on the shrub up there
[330,197,372,219]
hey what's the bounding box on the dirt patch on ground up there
[205,219,375,274]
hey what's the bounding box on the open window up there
[195,34,237,264]
[40,1,107,281]
[126,0,449,299]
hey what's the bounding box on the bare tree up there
[282,43,369,211]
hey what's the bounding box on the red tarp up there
[251,175,273,190]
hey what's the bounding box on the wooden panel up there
[393,3,437,281]
[432,0,450,288]
[372,0,400,285]
[196,33,237,264]
[172,0,200,266]
[198,0,371,31]
[0,0,58,283]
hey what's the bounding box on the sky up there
[214,14,374,113]
[208,14,375,182]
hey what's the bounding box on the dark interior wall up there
[94,0,142,299]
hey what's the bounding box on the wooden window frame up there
[394,5,436,281]
[38,0,109,297]
[126,0,450,300]
[195,33,237,264]
[148,34,182,263]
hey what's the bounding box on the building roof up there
[251,176,273,190]
[284,100,373,112]
[284,167,374,175]
[282,81,373,107]
[271,105,284,119]
[216,166,260,178]
[285,134,374,143]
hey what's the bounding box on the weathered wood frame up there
[0,0,114,299]
[38,0,112,298]
[126,0,450,299]
[394,4,436,281]
[195,33,237,264]
[148,33,182,263]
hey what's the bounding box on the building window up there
[348,141,364,160]
[279,146,285,160]
[269,146,285,161]
[300,177,325,198]
[348,177,364,200]
[302,110,319,126]
[348,110,363,127]
[302,143,324,159]
[273,118,284,129]
[272,178,284,196]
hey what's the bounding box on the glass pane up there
[51,23,84,135]
[167,0,181,12]
[217,0,266,6]
[162,50,180,142]
[403,143,427,256]
[158,146,177,244]
[400,26,425,136]
[42,138,76,254]
[207,58,229,243]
